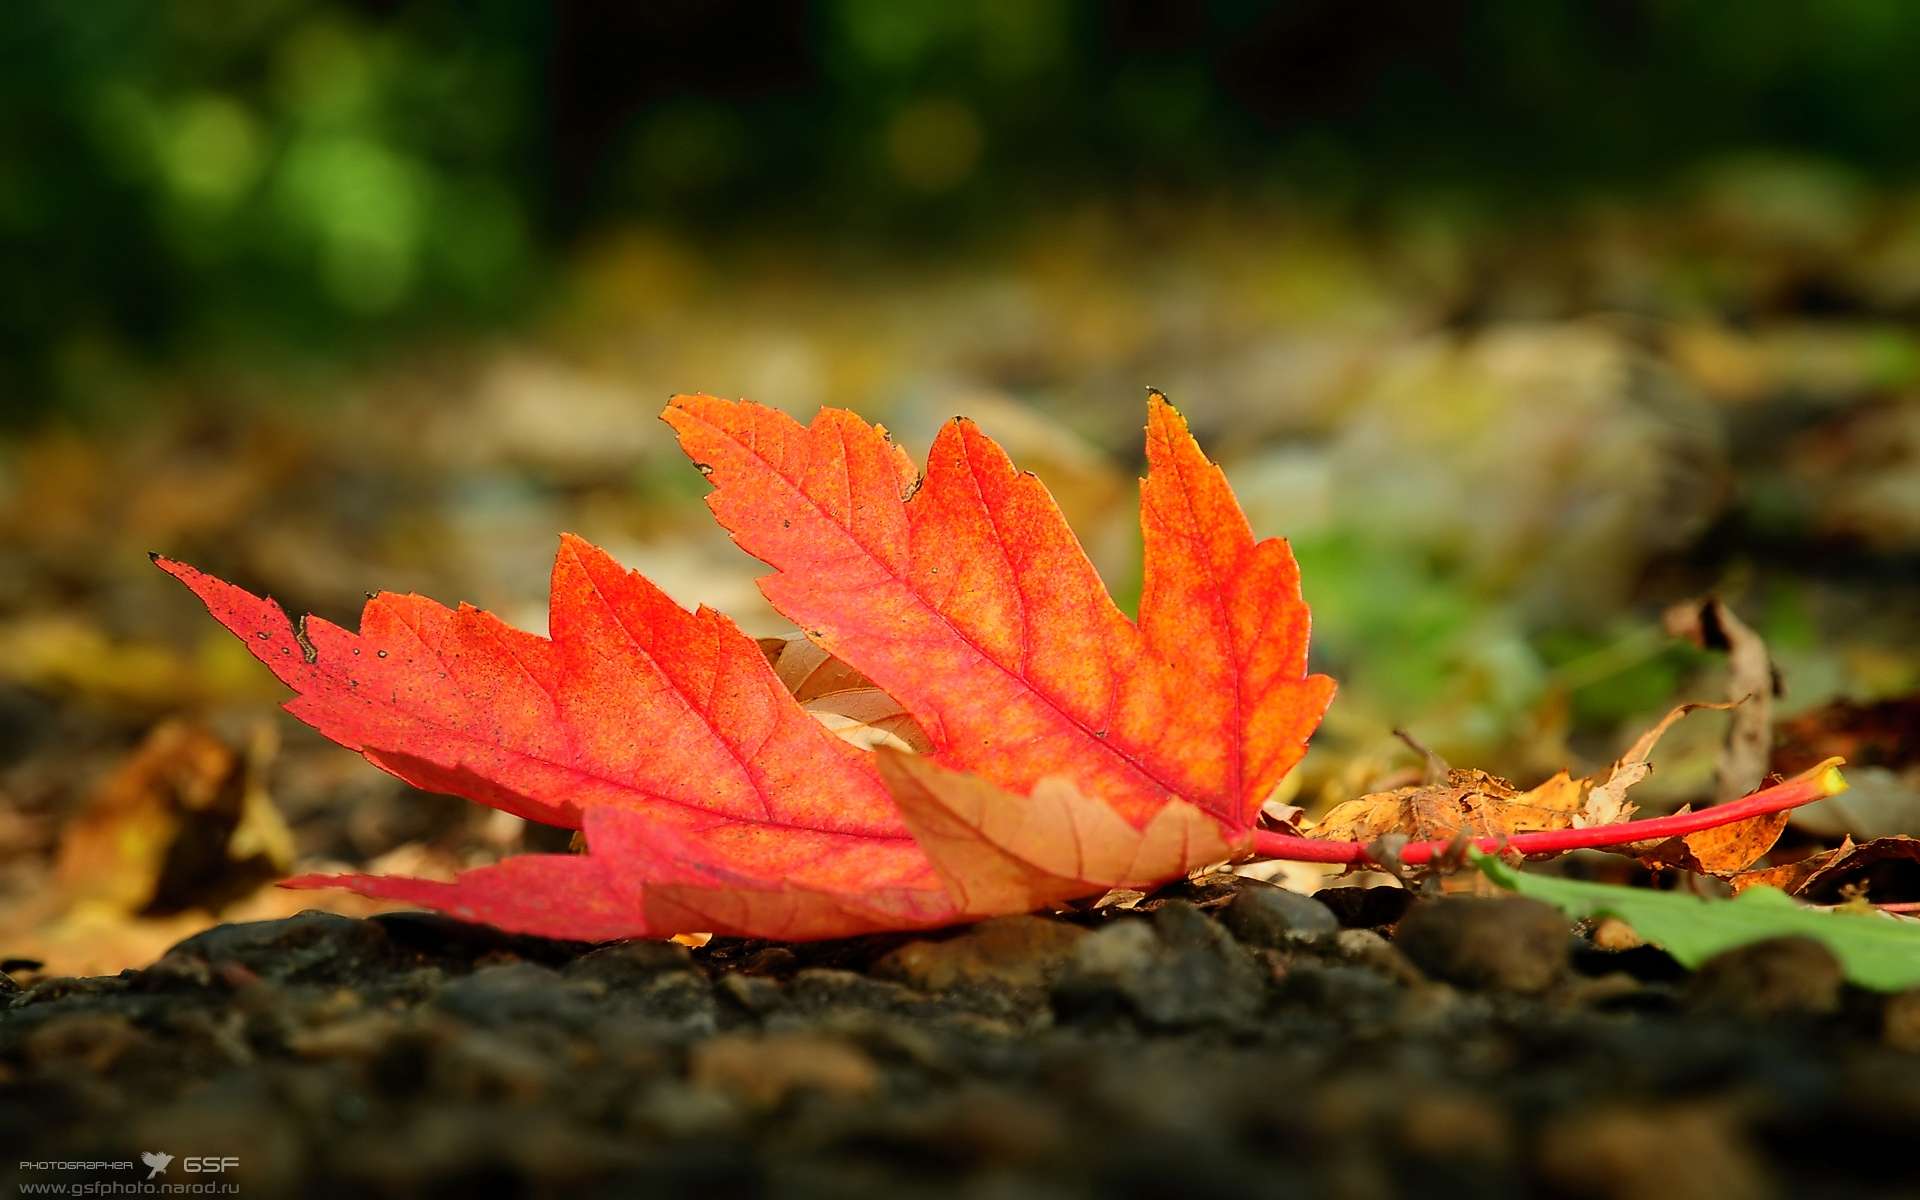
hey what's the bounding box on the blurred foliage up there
[12,0,1920,421]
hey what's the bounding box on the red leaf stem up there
[1249,760,1847,866]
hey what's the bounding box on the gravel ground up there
[5,876,1919,1200]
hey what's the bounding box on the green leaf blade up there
[1477,854,1920,992]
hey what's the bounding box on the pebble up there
[1053,902,1267,1028]
[1686,936,1843,1019]
[1882,989,1920,1051]
[3,892,1900,1198]
[1393,897,1570,993]
[160,912,393,983]
[873,915,1087,993]
[564,939,698,987]
[688,1031,880,1108]
[1332,928,1428,987]
[21,1011,146,1072]
[433,963,601,1029]
[718,972,786,1016]
[785,968,931,1017]
[1221,882,1340,946]
[1314,885,1413,929]
[1536,1103,1772,1200]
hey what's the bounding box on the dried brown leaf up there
[1664,597,1776,801]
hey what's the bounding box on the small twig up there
[1393,728,1450,785]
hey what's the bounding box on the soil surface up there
[5,876,1918,1200]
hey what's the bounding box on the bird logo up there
[140,1152,173,1179]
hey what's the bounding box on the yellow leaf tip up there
[1811,758,1848,797]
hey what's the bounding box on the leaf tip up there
[1811,757,1848,798]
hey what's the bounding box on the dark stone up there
[738,947,799,976]
[371,911,593,966]
[873,915,1087,995]
[1331,928,1428,988]
[1053,902,1267,1028]
[1393,897,1569,993]
[12,882,1914,1197]
[1883,990,1920,1051]
[434,963,598,1029]
[1572,941,1689,985]
[1221,882,1340,946]
[717,973,786,1017]
[1314,886,1414,930]
[1686,936,1843,1019]
[1277,961,1403,1012]
[157,912,397,985]
[784,968,933,1017]
[564,940,699,987]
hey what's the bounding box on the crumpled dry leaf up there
[1586,701,1740,826]
[757,634,931,753]
[1308,767,1586,844]
[1726,839,1853,896]
[1630,807,1796,876]
[1307,701,1738,847]
[54,720,293,914]
[1729,835,1920,903]
[0,721,318,979]
[1664,596,1777,802]
[1607,703,1793,876]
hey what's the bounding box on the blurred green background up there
[13,0,1920,417]
[2,0,1917,848]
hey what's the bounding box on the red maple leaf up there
[158,393,1330,939]
[662,392,1335,830]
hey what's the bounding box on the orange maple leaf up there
[157,392,1331,940]
[663,390,1335,829]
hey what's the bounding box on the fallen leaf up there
[161,535,955,940]
[758,633,932,753]
[1308,768,1586,844]
[1630,807,1794,876]
[165,392,1329,941]
[54,720,292,914]
[1725,840,1853,896]
[1304,702,1737,847]
[664,390,1336,829]
[1730,835,1920,904]
[1664,597,1777,802]
[877,749,1241,916]
[1479,852,1920,992]
[1586,701,1738,826]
